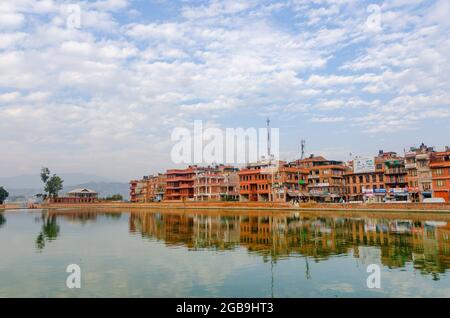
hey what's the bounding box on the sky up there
[0,0,449,181]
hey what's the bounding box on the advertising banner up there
[354,157,375,173]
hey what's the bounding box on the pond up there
[0,209,449,297]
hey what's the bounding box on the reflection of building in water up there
[48,211,121,224]
[129,212,241,250]
[128,211,450,276]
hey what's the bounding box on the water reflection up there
[0,213,6,228]
[34,211,122,251]
[129,211,450,279]
[35,212,60,251]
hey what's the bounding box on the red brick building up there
[430,147,450,202]
[165,166,201,201]
[294,156,346,202]
[344,156,386,202]
[238,160,308,203]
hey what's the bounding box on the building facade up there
[295,156,346,202]
[344,156,386,202]
[129,179,147,203]
[51,188,99,204]
[147,173,167,202]
[165,166,200,201]
[238,160,308,203]
[405,143,434,202]
[379,151,408,201]
[430,147,450,202]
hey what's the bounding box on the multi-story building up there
[239,159,308,203]
[147,173,167,202]
[218,165,240,201]
[129,178,148,203]
[166,165,237,201]
[165,166,202,201]
[193,172,225,201]
[294,155,346,202]
[380,151,408,201]
[344,156,386,202]
[430,147,450,202]
[405,143,434,202]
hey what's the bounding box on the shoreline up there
[3,201,450,214]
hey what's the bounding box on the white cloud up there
[0,0,448,179]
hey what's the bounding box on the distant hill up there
[0,173,113,189]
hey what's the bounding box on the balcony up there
[385,168,406,175]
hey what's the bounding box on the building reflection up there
[129,211,450,277]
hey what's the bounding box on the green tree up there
[44,175,64,198]
[40,167,50,184]
[0,186,9,204]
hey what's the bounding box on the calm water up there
[1,209,450,298]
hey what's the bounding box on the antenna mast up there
[301,139,305,160]
[267,118,271,158]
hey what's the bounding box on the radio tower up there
[266,118,271,158]
[301,139,306,160]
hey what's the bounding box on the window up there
[365,175,370,183]
[435,169,443,176]
[352,176,356,183]
[372,175,376,182]
[436,180,446,187]
[359,176,363,183]
[379,175,384,182]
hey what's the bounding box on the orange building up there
[430,147,450,202]
[294,155,346,202]
[165,166,201,201]
[238,160,308,203]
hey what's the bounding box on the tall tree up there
[40,167,50,184]
[44,175,64,198]
[0,186,9,204]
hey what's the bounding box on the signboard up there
[374,188,386,194]
[390,188,408,194]
[354,157,375,174]
[260,165,279,174]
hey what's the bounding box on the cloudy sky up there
[1,0,449,181]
